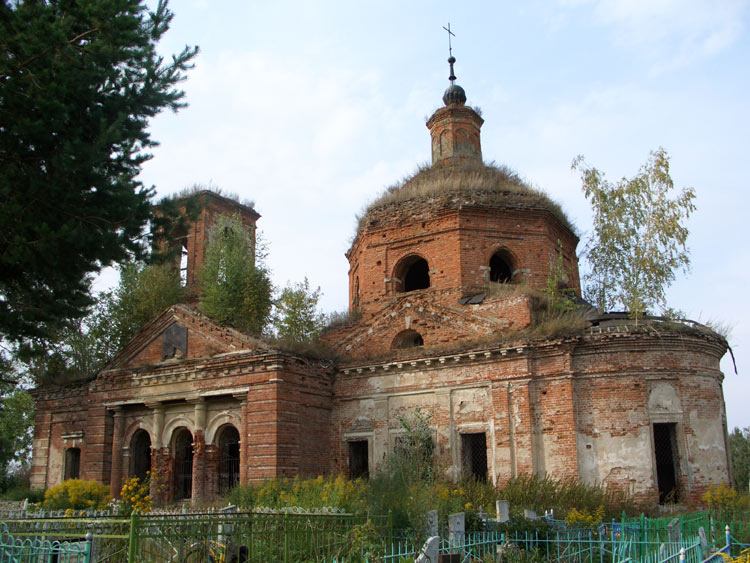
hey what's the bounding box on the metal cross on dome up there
[443,23,457,84]
[443,23,455,57]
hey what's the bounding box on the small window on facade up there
[490,251,513,283]
[348,440,369,480]
[461,433,488,482]
[392,329,424,349]
[394,255,430,292]
[64,448,81,480]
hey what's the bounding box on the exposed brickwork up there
[30,84,730,508]
[347,205,579,319]
[154,191,259,298]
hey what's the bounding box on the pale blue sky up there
[129,0,750,428]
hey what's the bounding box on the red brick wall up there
[347,205,579,317]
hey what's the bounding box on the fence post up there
[84,532,93,563]
[725,524,731,552]
[283,511,289,563]
[127,511,139,562]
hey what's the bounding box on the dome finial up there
[442,23,457,84]
[441,23,466,106]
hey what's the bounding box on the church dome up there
[442,84,466,106]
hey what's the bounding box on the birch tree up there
[573,148,695,318]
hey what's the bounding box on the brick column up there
[148,403,166,503]
[109,407,124,499]
[233,393,248,484]
[190,398,207,505]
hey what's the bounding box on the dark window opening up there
[404,258,430,291]
[180,243,188,286]
[348,440,369,480]
[653,423,679,504]
[173,428,193,501]
[218,426,240,494]
[490,252,513,283]
[462,433,488,482]
[392,329,424,349]
[131,430,151,482]
[64,448,80,480]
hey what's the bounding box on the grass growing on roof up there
[355,161,576,236]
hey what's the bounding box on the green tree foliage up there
[730,426,750,492]
[0,0,197,342]
[23,262,183,385]
[200,214,272,334]
[0,387,34,476]
[368,408,436,535]
[107,262,184,349]
[273,278,326,343]
[573,148,695,318]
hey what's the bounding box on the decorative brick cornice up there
[340,343,529,376]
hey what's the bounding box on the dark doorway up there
[490,251,513,283]
[348,441,369,480]
[218,426,240,494]
[131,430,152,482]
[173,428,193,501]
[462,433,488,481]
[653,423,679,504]
[64,448,80,480]
[397,257,430,292]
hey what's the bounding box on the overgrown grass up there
[165,183,256,210]
[264,335,338,360]
[355,161,576,236]
[323,309,362,331]
[225,473,639,537]
[498,474,638,519]
[228,475,369,513]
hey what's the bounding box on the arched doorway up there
[172,428,193,501]
[217,426,240,495]
[489,250,514,283]
[394,255,430,292]
[130,429,151,482]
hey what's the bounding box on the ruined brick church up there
[31,60,731,506]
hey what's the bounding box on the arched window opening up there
[394,255,430,293]
[392,329,424,349]
[217,426,240,495]
[404,259,430,291]
[172,428,193,501]
[490,251,513,284]
[64,448,80,480]
[130,430,151,482]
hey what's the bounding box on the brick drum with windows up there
[31,61,730,506]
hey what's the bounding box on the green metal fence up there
[2,508,748,562]
[2,510,389,562]
[0,523,92,562]
[129,510,388,562]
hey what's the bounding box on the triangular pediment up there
[105,304,270,370]
[323,293,532,361]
